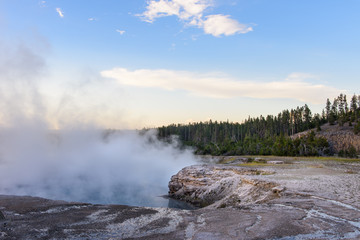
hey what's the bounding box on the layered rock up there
[169,165,279,208]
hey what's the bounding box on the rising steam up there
[0,39,196,207]
[0,128,196,206]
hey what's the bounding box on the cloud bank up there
[139,0,252,37]
[101,67,344,104]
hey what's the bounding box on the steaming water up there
[0,38,197,209]
[0,128,196,208]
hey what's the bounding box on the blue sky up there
[1,0,359,129]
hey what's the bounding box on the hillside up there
[293,123,360,154]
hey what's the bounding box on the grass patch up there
[261,172,275,175]
[308,164,324,168]
[218,156,238,164]
[293,156,360,163]
[218,155,360,163]
[237,162,269,167]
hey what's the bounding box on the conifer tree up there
[338,94,346,126]
[303,104,312,129]
[325,98,331,122]
[351,94,358,122]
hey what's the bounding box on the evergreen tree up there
[354,121,360,135]
[329,98,338,125]
[303,104,312,130]
[351,94,358,122]
[325,98,331,122]
[314,114,321,131]
[338,94,346,126]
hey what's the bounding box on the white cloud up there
[141,0,209,23]
[116,29,126,35]
[139,0,252,37]
[285,72,316,81]
[201,14,253,36]
[56,8,64,18]
[39,1,46,7]
[88,18,97,21]
[101,67,344,104]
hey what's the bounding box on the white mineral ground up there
[1,157,360,239]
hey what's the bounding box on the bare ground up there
[1,158,360,239]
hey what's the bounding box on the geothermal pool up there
[0,129,197,209]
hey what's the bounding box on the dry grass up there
[225,155,360,163]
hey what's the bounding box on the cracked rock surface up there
[1,159,360,239]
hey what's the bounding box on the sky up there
[1,0,359,129]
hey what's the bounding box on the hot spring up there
[0,128,197,209]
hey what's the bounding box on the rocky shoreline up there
[1,158,360,239]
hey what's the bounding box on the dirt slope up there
[293,123,360,153]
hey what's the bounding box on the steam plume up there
[0,128,195,206]
[0,39,196,207]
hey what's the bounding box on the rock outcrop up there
[168,165,278,208]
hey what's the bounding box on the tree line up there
[157,94,360,157]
